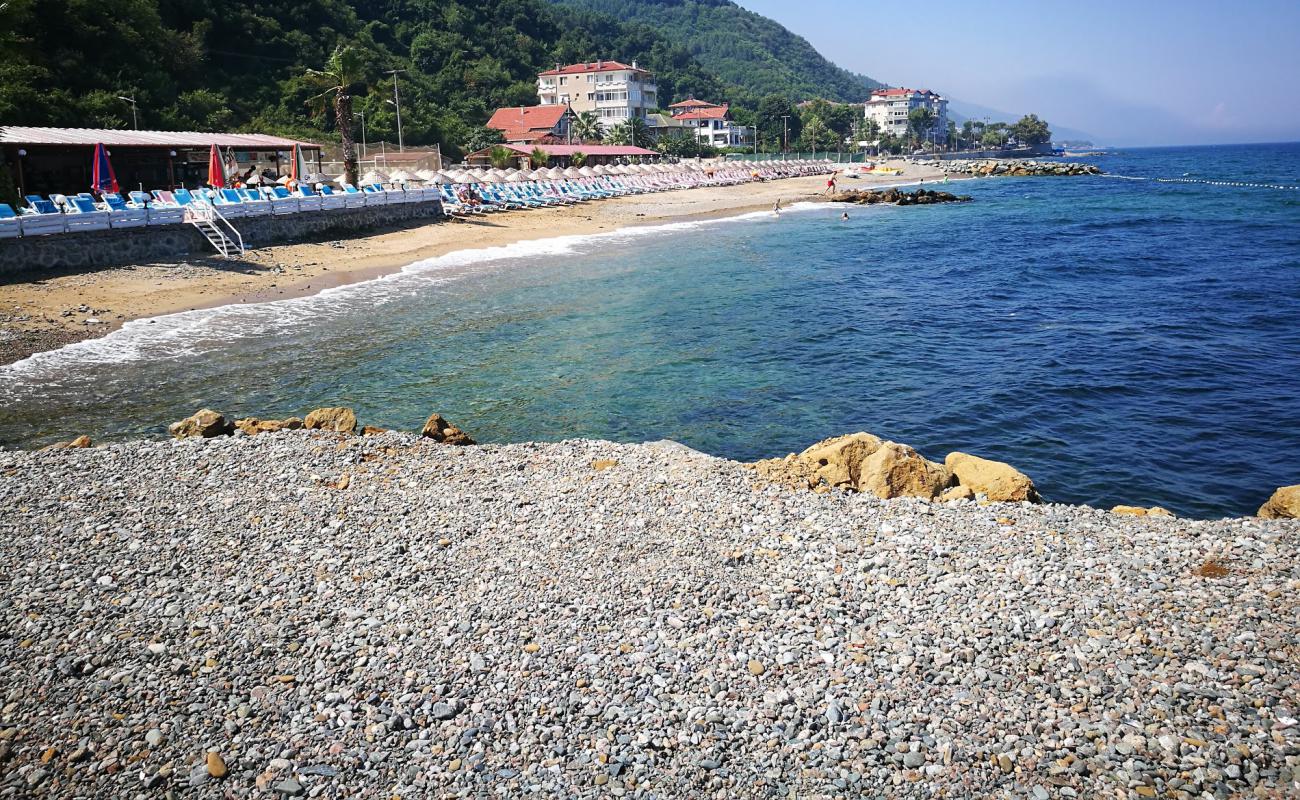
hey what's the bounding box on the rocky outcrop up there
[750,433,1042,504]
[856,442,952,501]
[751,433,952,500]
[1111,505,1175,518]
[40,435,92,451]
[421,414,475,446]
[919,159,1101,177]
[833,188,971,206]
[1257,485,1300,519]
[233,417,305,436]
[944,452,1041,503]
[303,407,358,434]
[168,409,234,439]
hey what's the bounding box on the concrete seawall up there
[0,200,445,277]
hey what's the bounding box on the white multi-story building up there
[864,88,948,140]
[537,60,657,129]
[668,99,749,148]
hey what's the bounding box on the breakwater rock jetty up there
[2,431,1298,798]
[920,159,1103,177]
[831,188,971,206]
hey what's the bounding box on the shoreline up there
[0,165,951,366]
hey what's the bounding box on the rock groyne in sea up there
[831,188,971,206]
[1,427,1297,799]
[918,159,1102,177]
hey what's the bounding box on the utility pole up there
[781,115,789,159]
[355,111,367,158]
[384,69,406,151]
[117,95,138,130]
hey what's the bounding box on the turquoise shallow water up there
[2,143,1299,517]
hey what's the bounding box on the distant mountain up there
[546,0,883,104]
[947,98,1097,146]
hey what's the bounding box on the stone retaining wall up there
[0,200,445,277]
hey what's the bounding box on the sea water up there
[2,143,1298,517]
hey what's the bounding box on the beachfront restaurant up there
[464,143,659,169]
[0,127,323,198]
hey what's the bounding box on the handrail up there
[184,200,244,257]
[206,200,244,255]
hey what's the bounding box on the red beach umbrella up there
[207,144,226,188]
[91,143,119,195]
[289,143,307,183]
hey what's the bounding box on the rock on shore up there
[750,432,1040,503]
[1258,485,1300,519]
[1,432,1296,798]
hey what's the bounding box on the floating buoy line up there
[1100,174,1299,190]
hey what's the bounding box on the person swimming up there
[841,212,849,221]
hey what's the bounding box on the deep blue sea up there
[2,143,1298,517]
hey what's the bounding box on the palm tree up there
[305,45,365,186]
[489,146,514,169]
[571,111,601,143]
[603,117,650,147]
[529,146,549,169]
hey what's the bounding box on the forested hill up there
[547,0,883,104]
[0,0,726,157]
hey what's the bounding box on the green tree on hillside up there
[463,126,506,156]
[756,95,800,152]
[1012,114,1052,146]
[304,45,366,187]
[907,107,936,151]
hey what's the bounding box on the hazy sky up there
[736,0,1300,146]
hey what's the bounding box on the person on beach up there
[773,198,782,216]
[825,175,837,194]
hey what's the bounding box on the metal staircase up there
[185,203,245,258]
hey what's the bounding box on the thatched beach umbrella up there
[360,170,389,185]
[389,169,418,183]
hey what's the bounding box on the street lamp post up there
[781,115,789,159]
[117,95,138,130]
[355,111,367,159]
[384,69,406,151]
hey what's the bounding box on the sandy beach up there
[0,164,949,365]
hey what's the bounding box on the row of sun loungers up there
[0,161,834,239]
[0,183,435,237]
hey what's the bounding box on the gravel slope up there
[1,431,1297,799]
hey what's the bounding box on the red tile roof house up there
[669,101,748,148]
[486,105,573,145]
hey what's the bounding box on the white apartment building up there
[668,99,749,148]
[537,61,657,128]
[864,88,948,139]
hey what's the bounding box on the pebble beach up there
[2,431,1296,798]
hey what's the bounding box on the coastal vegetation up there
[0,0,725,159]
[548,0,883,104]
